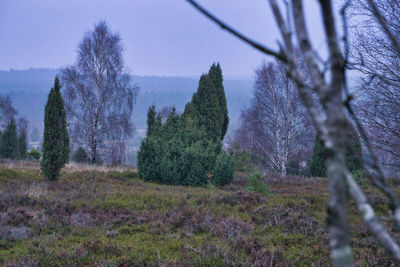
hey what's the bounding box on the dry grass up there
[0,159,40,171]
[0,159,136,173]
[0,166,397,266]
[63,162,136,173]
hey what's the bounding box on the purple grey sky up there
[0,0,325,76]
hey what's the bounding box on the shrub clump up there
[28,149,42,161]
[212,153,235,186]
[246,172,271,196]
[229,142,253,173]
[352,169,369,189]
[72,147,90,163]
[138,107,222,186]
[309,122,363,177]
[138,64,233,186]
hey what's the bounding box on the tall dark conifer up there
[309,135,326,177]
[208,63,229,139]
[41,77,70,181]
[184,64,229,142]
[0,130,2,156]
[17,129,27,159]
[146,105,157,137]
[309,122,362,177]
[193,74,221,140]
[0,118,18,159]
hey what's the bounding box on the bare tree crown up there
[61,21,137,164]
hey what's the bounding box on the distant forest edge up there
[0,68,253,134]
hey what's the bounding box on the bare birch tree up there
[61,21,138,164]
[186,0,400,265]
[235,61,312,175]
[0,95,17,127]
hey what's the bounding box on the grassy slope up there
[0,165,397,266]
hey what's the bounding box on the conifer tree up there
[146,105,159,137]
[309,136,326,177]
[17,129,27,159]
[344,123,363,172]
[41,77,70,181]
[309,123,362,177]
[208,63,229,139]
[187,74,223,142]
[185,64,229,142]
[0,130,2,156]
[0,118,18,159]
[138,64,234,187]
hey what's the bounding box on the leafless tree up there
[0,95,17,127]
[350,0,400,174]
[187,0,400,265]
[61,21,138,164]
[235,61,313,176]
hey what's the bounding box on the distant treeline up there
[0,69,253,134]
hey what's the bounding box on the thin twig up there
[345,99,400,229]
[367,0,400,54]
[185,0,287,62]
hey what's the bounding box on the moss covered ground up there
[0,164,397,266]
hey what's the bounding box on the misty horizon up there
[0,0,322,76]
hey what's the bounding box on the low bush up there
[212,153,235,186]
[246,172,271,196]
[352,169,369,189]
[28,149,42,162]
[72,147,90,164]
[229,142,253,173]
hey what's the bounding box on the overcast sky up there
[0,0,325,76]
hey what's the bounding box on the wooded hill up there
[0,68,253,135]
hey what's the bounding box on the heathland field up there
[0,162,397,266]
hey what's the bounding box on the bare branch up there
[366,0,400,53]
[185,0,287,62]
[346,100,400,229]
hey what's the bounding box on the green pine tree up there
[185,64,229,142]
[41,76,70,181]
[309,136,326,177]
[0,118,19,159]
[309,122,362,177]
[345,123,363,172]
[146,105,157,137]
[208,63,229,139]
[17,129,27,159]
[0,130,2,156]
[138,64,233,187]
[186,74,223,142]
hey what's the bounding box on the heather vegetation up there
[0,163,397,266]
[2,0,400,264]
